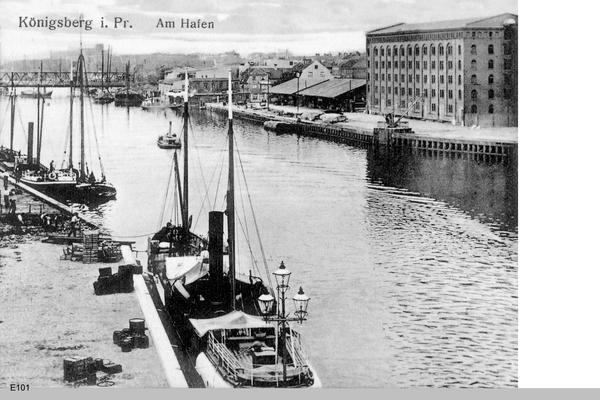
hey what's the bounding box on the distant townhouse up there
[242,68,287,101]
[338,57,368,79]
[366,13,518,127]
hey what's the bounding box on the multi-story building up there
[366,13,517,127]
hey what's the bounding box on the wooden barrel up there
[129,318,146,334]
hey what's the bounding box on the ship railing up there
[286,331,309,369]
[207,331,243,376]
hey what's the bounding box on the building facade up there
[366,13,517,127]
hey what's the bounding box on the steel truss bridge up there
[0,71,129,88]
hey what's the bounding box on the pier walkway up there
[206,103,517,157]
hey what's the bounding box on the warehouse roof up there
[300,79,366,99]
[367,13,517,35]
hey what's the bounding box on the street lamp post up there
[295,72,300,117]
[258,261,310,387]
[267,73,270,111]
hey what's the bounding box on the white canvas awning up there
[165,256,208,285]
[189,311,272,336]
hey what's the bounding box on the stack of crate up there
[83,231,100,264]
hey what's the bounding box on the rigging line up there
[234,145,251,248]
[110,231,161,239]
[234,207,262,278]
[0,100,10,134]
[188,123,214,212]
[234,135,274,290]
[211,137,228,212]
[157,159,175,231]
[190,138,228,232]
[16,103,28,142]
[85,85,105,176]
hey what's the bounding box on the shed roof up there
[269,78,329,95]
[300,79,366,99]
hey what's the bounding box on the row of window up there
[371,43,459,57]
[373,99,499,115]
[370,58,505,72]
[371,86,511,101]
[373,73,462,84]
[370,44,501,58]
[370,73,504,86]
[371,59,459,70]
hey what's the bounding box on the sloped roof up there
[367,13,517,35]
[300,79,366,99]
[270,78,329,95]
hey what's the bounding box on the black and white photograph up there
[0,0,546,391]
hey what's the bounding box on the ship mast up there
[78,50,85,181]
[182,72,189,253]
[68,60,74,170]
[226,70,236,309]
[9,71,15,154]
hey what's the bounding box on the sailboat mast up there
[68,60,74,170]
[9,72,15,153]
[226,70,236,309]
[78,52,85,181]
[100,48,104,92]
[36,62,41,167]
[182,72,189,250]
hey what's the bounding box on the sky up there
[0,0,517,60]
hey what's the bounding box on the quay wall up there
[207,104,517,157]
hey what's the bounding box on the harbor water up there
[0,89,517,388]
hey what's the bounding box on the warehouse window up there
[488,89,495,99]
[488,74,494,84]
[471,90,478,99]
[488,104,494,113]
[488,60,494,69]
[471,104,477,113]
[471,44,477,55]
[423,45,428,55]
[488,44,494,54]
[471,74,477,84]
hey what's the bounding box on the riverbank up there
[207,102,518,144]
[0,240,169,388]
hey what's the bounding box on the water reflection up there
[367,146,518,233]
